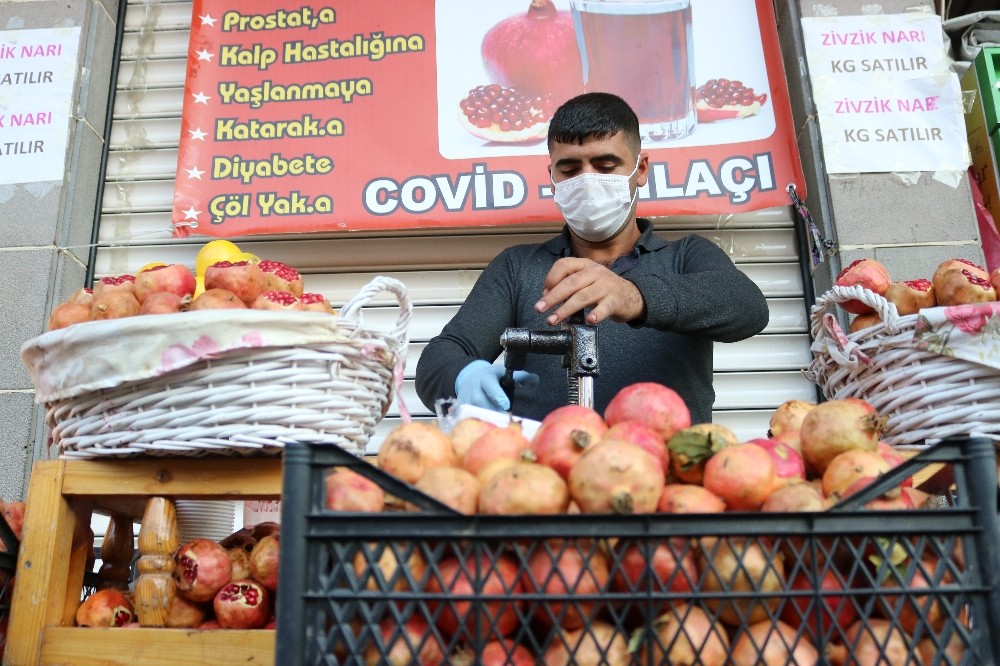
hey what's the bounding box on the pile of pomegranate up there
[47,240,336,331]
[321,382,964,665]
[74,521,281,630]
[834,257,1000,333]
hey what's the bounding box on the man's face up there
[548,132,648,187]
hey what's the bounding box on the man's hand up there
[534,257,646,326]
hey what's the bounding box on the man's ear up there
[637,152,650,187]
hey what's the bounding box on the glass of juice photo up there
[570,0,696,141]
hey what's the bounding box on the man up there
[415,93,769,424]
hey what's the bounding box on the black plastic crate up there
[276,437,1000,665]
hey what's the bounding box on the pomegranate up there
[480,0,583,101]
[599,420,668,473]
[325,466,385,512]
[227,547,252,581]
[458,83,554,143]
[221,529,255,554]
[407,466,481,515]
[698,537,785,626]
[172,538,233,602]
[376,421,456,485]
[449,416,496,463]
[249,534,280,592]
[475,456,519,486]
[702,443,778,511]
[604,382,691,442]
[353,543,427,592]
[522,541,609,629]
[695,78,768,122]
[876,558,952,634]
[657,484,725,514]
[454,640,535,666]
[299,291,337,314]
[2,501,24,539]
[204,260,265,305]
[834,258,891,314]
[531,405,608,479]
[933,257,989,284]
[568,441,663,514]
[249,521,281,540]
[197,619,222,630]
[825,618,912,666]
[934,267,997,305]
[134,263,196,302]
[667,423,738,484]
[90,291,141,320]
[256,259,303,296]
[609,537,697,602]
[543,621,630,665]
[426,553,523,638]
[730,620,819,666]
[780,568,858,640]
[75,588,135,627]
[761,482,827,512]
[636,604,730,666]
[767,399,815,452]
[992,266,1000,292]
[462,421,531,478]
[849,312,882,333]
[189,288,248,310]
[877,441,912,488]
[800,398,885,475]
[884,278,936,315]
[138,291,189,315]
[92,274,136,298]
[251,289,302,310]
[822,449,893,501]
[48,302,91,329]
[67,286,94,305]
[164,593,207,628]
[745,437,807,488]
[478,459,569,515]
[363,617,444,666]
[212,579,271,629]
[918,632,966,665]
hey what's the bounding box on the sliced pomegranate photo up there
[695,78,768,122]
[458,84,554,143]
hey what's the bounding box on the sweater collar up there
[545,218,667,257]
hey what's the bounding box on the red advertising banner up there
[172,0,805,238]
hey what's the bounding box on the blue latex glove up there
[455,360,539,412]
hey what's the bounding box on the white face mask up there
[551,154,641,242]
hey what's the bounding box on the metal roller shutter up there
[98,0,813,448]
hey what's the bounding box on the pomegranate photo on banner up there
[172,0,803,238]
[437,0,776,159]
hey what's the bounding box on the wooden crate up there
[5,457,282,666]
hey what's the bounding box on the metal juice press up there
[499,311,599,408]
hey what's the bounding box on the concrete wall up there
[0,0,118,501]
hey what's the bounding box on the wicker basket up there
[805,284,1000,448]
[21,276,411,459]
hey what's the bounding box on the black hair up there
[547,92,641,154]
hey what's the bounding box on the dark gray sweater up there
[415,219,770,424]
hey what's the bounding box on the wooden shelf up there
[6,457,282,666]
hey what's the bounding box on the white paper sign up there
[0,27,80,185]
[800,14,970,174]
